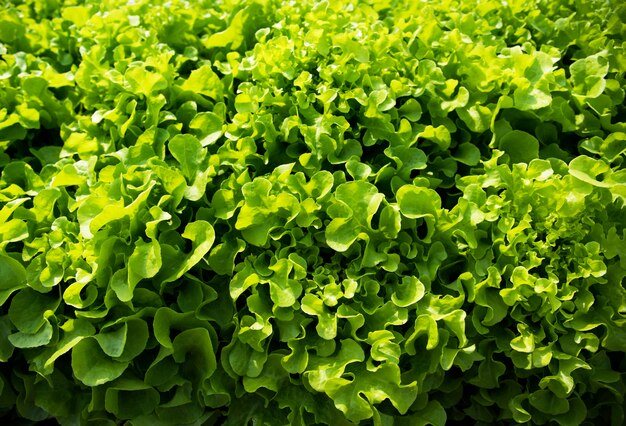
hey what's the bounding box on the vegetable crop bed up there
[1,0,625,424]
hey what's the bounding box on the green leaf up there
[325,364,417,422]
[302,294,337,340]
[529,390,569,415]
[203,3,266,51]
[243,353,289,393]
[94,319,149,361]
[229,339,268,379]
[514,79,551,110]
[336,181,384,225]
[305,339,365,392]
[268,258,303,308]
[8,320,53,348]
[384,146,428,173]
[325,217,360,253]
[452,143,481,166]
[158,220,215,285]
[153,307,213,352]
[71,339,128,386]
[111,238,162,302]
[8,288,58,333]
[457,103,493,133]
[367,331,401,364]
[324,377,372,422]
[235,178,299,246]
[399,99,422,122]
[391,276,425,308]
[405,314,439,353]
[554,398,588,426]
[570,53,608,98]
[63,281,98,309]
[29,369,77,419]
[145,350,179,388]
[397,400,447,426]
[499,130,539,163]
[0,219,28,245]
[325,181,384,252]
[189,112,224,146]
[510,323,535,353]
[61,6,90,26]
[77,182,155,238]
[345,159,372,181]
[168,134,205,182]
[468,353,506,389]
[419,125,451,150]
[39,318,95,374]
[171,328,217,383]
[180,64,224,100]
[379,205,401,239]
[396,185,441,219]
[509,394,532,423]
[568,155,613,188]
[212,189,240,220]
[208,235,246,276]
[0,317,14,362]
[104,378,160,420]
[125,66,168,97]
[287,170,334,200]
[0,254,27,305]
[235,93,258,114]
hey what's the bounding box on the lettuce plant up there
[1,0,625,424]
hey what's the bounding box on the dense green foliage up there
[1,0,625,424]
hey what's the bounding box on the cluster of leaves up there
[1,0,625,424]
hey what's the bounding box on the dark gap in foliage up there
[3,241,24,255]
[438,186,462,210]
[560,45,582,72]
[607,350,626,372]
[3,128,64,173]
[438,257,467,285]
[415,219,429,241]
